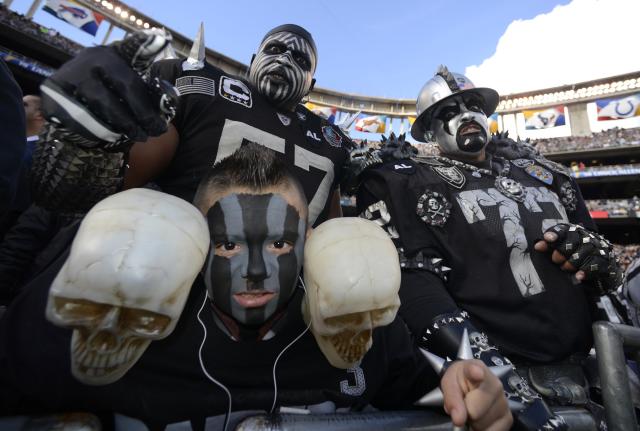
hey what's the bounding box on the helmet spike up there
[183,22,205,71]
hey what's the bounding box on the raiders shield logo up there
[322,126,343,148]
[431,166,466,189]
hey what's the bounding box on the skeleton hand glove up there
[542,223,623,294]
[40,29,177,150]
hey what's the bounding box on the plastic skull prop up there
[302,217,401,369]
[46,188,209,385]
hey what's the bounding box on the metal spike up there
[508,399,526,412]
[441,266,451,272]
[183,22,205,71]
[414,387,444,407]
[457,329,474,360]
[431,258,442,264]
[154,42,178,61]
[489,365,514,379]
[420,347,446,375]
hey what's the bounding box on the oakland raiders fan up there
[355,66,623,430]
[0,144,511,430]
[37,24,350,228]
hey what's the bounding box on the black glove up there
[543,223,623,294]
[40,29,177,149]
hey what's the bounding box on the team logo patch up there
[296,111,307,121]
[511,158,534,168]
[219,76,252,107]
[416,191,451,227]
[277,113,291,126]
[535,156,572,178]
[431,166,466,189]
[524,164,553,185]
[322,126,343,148]
[175,76,215,96]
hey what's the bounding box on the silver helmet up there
[410,66,499,142]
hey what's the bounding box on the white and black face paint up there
[430,95,490,156]
[203,193,306,327]
[248,31,316,110]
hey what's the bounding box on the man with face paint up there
[356,66,623,430]
[0,143,512,430]
[33,24,349,228]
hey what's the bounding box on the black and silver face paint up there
[248,31,316,110]
[430,95,489,156]
[203,193,306,327]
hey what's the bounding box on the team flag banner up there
[407,116,416,126]
[355,114,387,133]
[304,102,337,124]
[523,106,566,130]
[596,94,640,121]
[43,0,104,36]
[488,113,499,134]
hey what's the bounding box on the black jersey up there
[0,227,438,429]
[358,151,597,364]
[151,60,351,227]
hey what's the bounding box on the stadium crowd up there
[0,5,83,55]
[614,244,640,271]
[586,197,640,218]
[531,126,640,153]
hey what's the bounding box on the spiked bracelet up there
[418,311,567,431]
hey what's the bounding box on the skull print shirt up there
[357,148,597,364]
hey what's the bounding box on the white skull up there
[302,218,401,369]
[46,189,210,385]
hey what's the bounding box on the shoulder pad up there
[412,155,445,167]
[487,132,540,161]
[534,155,574,179]
[378,132,418,163]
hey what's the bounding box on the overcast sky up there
[8,0,640,98]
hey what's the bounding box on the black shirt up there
[358,152,596,364]
[0,226,438,429]
[151,60,351,227]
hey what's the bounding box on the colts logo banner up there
[322,126,343,148]
[219,76,252,108]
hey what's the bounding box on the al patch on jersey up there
[219,76,252,108]
[524,164,553,185]
[322,126,343,148]
[416,190,451,226]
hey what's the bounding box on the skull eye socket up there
[53,297,112,324]
[123,310,171,337]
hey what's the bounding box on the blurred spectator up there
[614,244,640,271]
[586,198,640,218]
[0,95,43,238]
[0,5,83,55]
[0,59,25,221]
[531,126,640,154]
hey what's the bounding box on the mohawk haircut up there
[436,65,460,93]
[193,141,306,214]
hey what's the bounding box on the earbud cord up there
[270,276,311,414]
[197,292,233,431]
